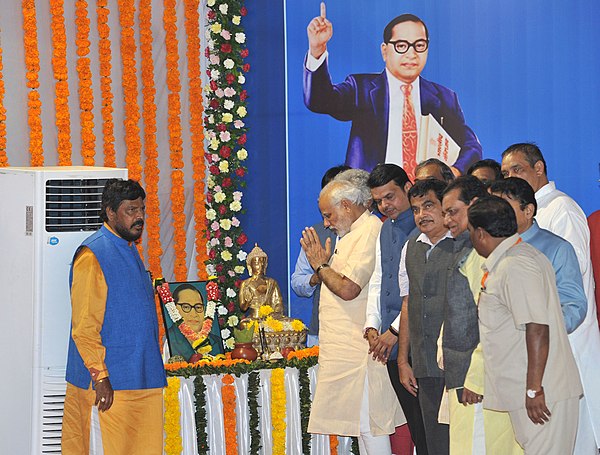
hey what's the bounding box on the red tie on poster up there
[401,84,418,181]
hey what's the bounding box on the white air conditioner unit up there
[0,166,128,454]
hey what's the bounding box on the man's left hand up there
[526,395,551,424]
[300,227,331,270]
[369,329,397,363]
[95,378,114,412]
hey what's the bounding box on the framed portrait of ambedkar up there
[157,280,224,362]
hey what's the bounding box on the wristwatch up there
[526,387,544,399]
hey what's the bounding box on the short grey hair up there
[320,169,372,208]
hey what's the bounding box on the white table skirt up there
[89,365,354,454]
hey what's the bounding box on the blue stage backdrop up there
[244,0,600,327]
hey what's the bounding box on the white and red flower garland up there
[204,0,250,350]
[156,280,219,354]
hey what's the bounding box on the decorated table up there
[88,347,357,455]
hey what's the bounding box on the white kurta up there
[308,211,405,437]
[535,181,600,448]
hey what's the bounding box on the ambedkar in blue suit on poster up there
[303,4,482,176]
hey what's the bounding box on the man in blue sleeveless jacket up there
[364,164,427,454]
[62,179,166,454]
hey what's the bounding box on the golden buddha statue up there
[239,244,284,319]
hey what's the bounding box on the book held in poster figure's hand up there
[417,113,460,166]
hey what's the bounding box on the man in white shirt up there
[501,142,600,453]
[303,4,482,176]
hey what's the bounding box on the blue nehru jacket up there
[520,221,587,334]
[66,225,167,390]
[379,209,416,360]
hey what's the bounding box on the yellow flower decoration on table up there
[291,319,306,332]
[270,368,286,455]
[264,315,283,332]
[164,377,183,455]
[258,305,274,318]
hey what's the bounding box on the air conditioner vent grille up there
[45,179,111,232]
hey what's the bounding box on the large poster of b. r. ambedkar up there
[302,3,482,180]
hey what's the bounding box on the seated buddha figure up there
[239,244,284,319]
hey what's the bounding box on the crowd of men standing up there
[294,143,600,455]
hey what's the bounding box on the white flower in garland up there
[221,250,233,261]
[237,250,247,261]
[235,32,246,44]
[210,69,220,80]
[234,265,245,274]
[233,191,243,201]
[206,208,217,220]
[226,288,237,298]
[214,191,226,203]
[220,219,232,230]
[206,263,216,276]
[224,58,235,69]
[232,15,241,25]
[210,238,220,246]
[217,305,228,316]
[227,314,239,326]
[208,114,215,124]
[225,338,235,349]
[165,301,183,323]
[237,148,248,160]
[219,161,229,172]
[221,328,231,339]
[219,3,228,14]
[230,200,242,212]
[238,74,246,84]
[224,99,234,110]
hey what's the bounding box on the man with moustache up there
[396,178,452,454]
[303,172,404,454]
[304,7,481,177]
[501,143,600,453]
[364,164,426,455]
[467,196,582,454]
[61,180,166,454]
[442,177,522,455]
[490,178,586,334]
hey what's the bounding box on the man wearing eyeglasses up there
[304,4,482,179]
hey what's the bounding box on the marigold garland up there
[75,0,95,165]
[205,0,250,351]
[271,368,287,455]
[164,377,183,455]
[96,0,116,167]
[139,0,163,279]
[163,0,187,281]
[183,0,209,280]
[0,43,8,168]
[329,435,339,455]
[221,374,238,455]
[22,0,43,166]
[49,0,72,166]
[118,0,142,180]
